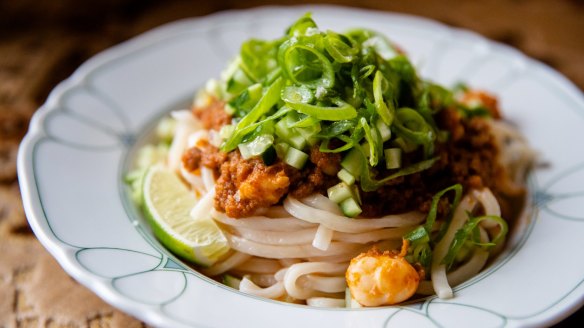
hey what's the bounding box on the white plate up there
[17,5,584,328]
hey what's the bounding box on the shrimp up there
[346,241,421,306]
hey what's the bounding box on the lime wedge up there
[142,165,229,266]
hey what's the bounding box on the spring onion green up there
[404,184,463,270]
[441,214,508,269]
[212,13,498,216]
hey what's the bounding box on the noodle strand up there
[225,233,364,259]
[284,197,425,233]
[313,224,334,251]
[239,277,286,299]
[431,194,478,299]
[283,262,346,299]
[200,251,251,276]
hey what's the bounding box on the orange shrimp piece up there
[346,241,420,306]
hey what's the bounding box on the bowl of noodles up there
[18,5,584,327]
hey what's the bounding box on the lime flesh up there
[142,166,229,266]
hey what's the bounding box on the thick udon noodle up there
[165,109,534,307]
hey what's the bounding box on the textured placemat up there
[1,1,582,327]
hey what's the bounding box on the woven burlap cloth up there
[1,1,582,327]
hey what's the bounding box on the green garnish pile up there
[208,13,488,217]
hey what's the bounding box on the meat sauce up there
[192,99,232,131]
[182,94,520,219]
[360,109,507,217]
[183,143,340,218]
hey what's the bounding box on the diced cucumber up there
[340,197,362,218]
[296,123,321,140]
[296,123,321,147]
[327,182,353,204]
[285,147,309,169]
[275,119,292,140]
[275,112,300,140]
[287,134,307,150]
[238,134,274,159]
[337,168,355,186]
[384,148,402,169]
[341,148,363,177]
[375,118,391,142]
[274,142,290,159]
[223,274,242,289]
[352,185,362,205]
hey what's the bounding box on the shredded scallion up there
[214,13,477,202]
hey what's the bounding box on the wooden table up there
[1,1,582,326]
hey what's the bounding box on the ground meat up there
[192,99,232,130]
[214,152,292,218]
[289,166,338,199]
[213,148,342,217]
[182,140,341,217]
[182,139,227,178]
[359,107,506,217]
[182,147,201,172]
[198,140,227,171]
[285,146,341,199]
[309,145,341,176]
[460,90,502,119]
[439,107,465,142]
[183,95,514,219]
[290,168,325,199]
